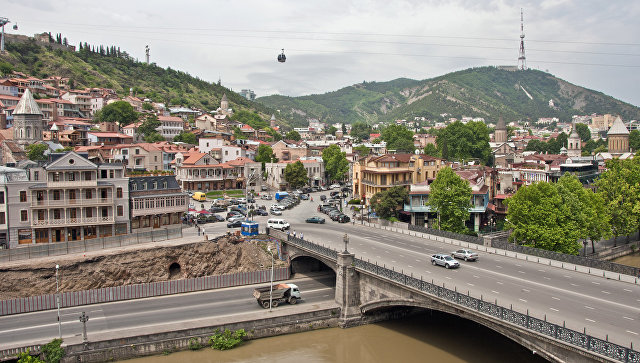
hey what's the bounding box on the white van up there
[267,218,290,231]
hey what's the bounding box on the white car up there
[451,249,479,261]
[267,218,290,230]
[270,204,286,211]
[329,184,340,189]
[261,194,273,200]
[431,254,460,269]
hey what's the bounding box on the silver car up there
[431,253,460,269]
[451,249,479,261]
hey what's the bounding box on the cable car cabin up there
[277,49,286,63]
[241,221,259,236]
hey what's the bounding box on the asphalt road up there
[0,274,336,349]
[257,192,640,350]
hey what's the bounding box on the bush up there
[209,329,247,350]
[386,217,399,223]
[187,337,202,351]
[347,199,361,205]
[17,350,43,363]
[41,338,65,363]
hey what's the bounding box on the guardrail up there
[0,267,290,316]
[281,234,639,363]
[408,224,483,244]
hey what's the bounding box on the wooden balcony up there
[31,197,113,207]
[31,215,114,227]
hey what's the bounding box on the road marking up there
[522,289,530,293]
[601,290,611,295]
[551,297,560,301]
[624,289,632,292]
[538,269,545,272]
[519,298,527,303]
[425,270,432,274]
[570,283,579,287]
[467,283,475,287]
[515,264,521,267]
[623,316,635,321]
[591,281,600,285]
[518,271,525,274]
[416,259,421,262]
[385,251,390,253]
[391,260,396,263]
[496,281,504,285]
[585,318,596,323]
[627,330,638,335]
[408,265,413,268]
[563,275,571,278]
[445,277,452,280]
[584,306,595,310]
[491,290,500,294]
[376,256,381,258]
[473,275,479,278]
[495,265,503,269]
[550,308,559,312]
[399,254,405,257]
[543,277,551,280]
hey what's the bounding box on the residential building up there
[128,176,187,232]
[0,166,29,248]
[352,154,446,203]
[88,131,133,146]
[61,90,91,117]
[157,115,185,140]
[172,151,247,191]
[265,159,325,191]
[4,152,129,247]
[271,140,308,161]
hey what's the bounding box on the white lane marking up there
[624,289,632,292]
[563,275,571,278]
[538,269,545,272]
[473,275,479,278]
[627,330,638,336]
[425,270,431,274]
[623,316,635,321]
[491,290,500,294]
[467,283,475,287]
[552,297,560,301]
[376,256,381,258]
[570,283,579,287]
[591,281,600,285]
[515,264,521,267]
[518,271,525,274]
[408,265,413,268]
[585,318,596,323]
[416,259,421,262]
[584,306,595,310]
[519,299,527,303]
[391,260,396,263]
[496,281,504,285]
[543,277,551,280]
[601,290,611,295]
[521,288,530,293]
[495,265,503,269]
[445,277,452,280]
[399,254,405,257]
[385,251,390,254]
[550,308,559,312]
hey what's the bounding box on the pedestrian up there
[293,230,296,238]
[300,232,304,240]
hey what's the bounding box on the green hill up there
[257,66,640,125]
[0,37,280,124]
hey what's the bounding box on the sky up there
[3,0,640,108]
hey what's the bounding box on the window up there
[163,181,167,189]
[86,208,93,218]
[135,149,140,155]
[20,210,28,222]
[0,191,4,204]
[154,156,158,162]
[132,183,137,191]
[53,190,61,200]
[101,170,107,178]
[53,209,61,219]
[117,205,123,216]
[85,189,92,199]
[33,171,39,181]
[0,212,5,224]
[110,170,114,178]
[153,182,157,189]
[116,187,123,198]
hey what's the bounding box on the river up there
[613,251,640,268]
[128,311,549,363]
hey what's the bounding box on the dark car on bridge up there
[305,216,325,224]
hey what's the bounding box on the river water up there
[613,251,640,268]
[128,311,549,363]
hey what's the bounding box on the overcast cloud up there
[4,0,639,108]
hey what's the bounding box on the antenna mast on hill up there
[518,8,527,70]
[145,45,150,64]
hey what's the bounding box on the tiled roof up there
[88,132,133,138]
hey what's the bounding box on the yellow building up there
[352,153,446,204]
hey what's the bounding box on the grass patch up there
[205,189,245,198]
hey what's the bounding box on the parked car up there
[236,197,247,204]
[211,214,225,222]
[227,215,245,224]
[270,204,286,211]
[319,186,327,191]
[267,218,290,230]
[305,216,326,224]
[451,249,479,261]
[330,184,340,189]
[320,195,327,201]
[261,185,268,191]
[431,254,460,269]
[311,187,319,192]
[254,209,269,216]
[227,219,243,228]
[209,206,226,213]
[337,214,350,223]
[270,208,283,216]
[226,211,243,220]
[300,194,309,200]
[261,194,273,200]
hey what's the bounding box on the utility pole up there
[517,8,527,70]
[79,312,89,347]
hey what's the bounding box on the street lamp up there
[267,246,274,312]
[55,264,61,339]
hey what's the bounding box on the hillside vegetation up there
[257,67,640,125]
[0,37,279,123]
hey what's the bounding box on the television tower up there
[145,45,150,64]
[518,8,527,70]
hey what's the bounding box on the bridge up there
[272,229,640,363]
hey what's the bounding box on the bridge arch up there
[287,249,337,275]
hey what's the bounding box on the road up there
[0,274,336,349]
[253,191,640,350]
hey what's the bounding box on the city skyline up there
[3,0,640,107]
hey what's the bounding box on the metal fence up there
[282,235,639,363]
[408,223,484,244]
[491,239,640,277]
[0,228,183,263]
[0,267,290,316]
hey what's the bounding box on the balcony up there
[361,179,412,188]
[31,197,113,207]
[131,204,187,217]
[31,215,114,227]
[47,180,98,188]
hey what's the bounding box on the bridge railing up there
[281,234,639,363]
[408,224,484,244]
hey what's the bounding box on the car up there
[320,195,327,201]
[451,249,479,261]
[236,197,247,204]
[211,214,225,222]
[226,211,243,220]
[247,197,255,203]
[311,187,319,192]
[305,216,325,224]
[261,185,268,191]
[227,215,245,223]
[209,206,226,213]
[337,214,350,223]
[269,208,283,216]
[227,219,243,228]
[431,254,460,269]
[330,184,340,189]
[261,194,273,200]
[254,209,269,216]
[300,194,309,200]
[267,218,290,230]
[341,186,351,192]
[319,186,327,191]
[270,204,286,211]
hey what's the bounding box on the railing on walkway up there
[0,267,290,316]
[281,234,639,363]
[0,227,183,263]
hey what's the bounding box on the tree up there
[285,130,301,141]
[41,338,65,363]
[423,143,440,157]
[353,145,371,157]
[173,132,196,144]
[427,167,471,233]
[233,127,247,140]
[576,123,591,142]
[525,139,548,153]
[142,102,154,111]
[436,121,490,164]
[326,126,338,136]
[137,114,161,139]
[94,101,138,126]
[370,186,408,219]
[322,144,349,181]
[26,144,48,161]
[255,144,277,170]
[284,161,308,188]
[381,124,414,153]
[630,130,640,152]
[265,127,282,141]
[350,121,372,141]
[144,132,165,142]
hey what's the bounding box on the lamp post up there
[267,246,274,312]
[55,264,61,339]
[79,311,89,345]
[583,240,588,257]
